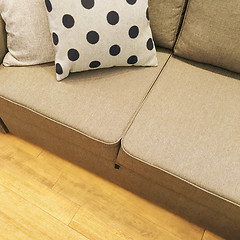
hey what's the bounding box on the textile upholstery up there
[120,56,240,204]
[174,0,240,73]
[0,49,170,160]
[0,0,54,66]
[149,0,186,49]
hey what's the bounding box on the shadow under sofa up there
[1,4,240,240]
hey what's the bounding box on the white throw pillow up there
[44,0,158,80]
[0,0,55,66]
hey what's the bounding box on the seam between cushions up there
[172,0,189,49]
[173,0,192,53]
[119,144,240,209]
[0,96,119,147]
[119,53,172,143]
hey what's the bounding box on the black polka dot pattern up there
[129,26,139,39]
[56,63,63,74]
[110,45,121,56]
[127,55,138,64]
[147,38,154,50]
[46,0,157,80]
[126,0,137,5]
[45,0,52,12]
[87,31,99,44]
[89,61,101,68]
[146,8,149,21]
[52,32,59,46]
[81,0,95,9]
[62,14,75,28]
[107,11,119,25]
[68,49,80,61]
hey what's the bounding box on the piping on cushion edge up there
[0,96,119,147]
[119,143,240,209]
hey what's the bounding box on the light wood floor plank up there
[0,144,60,188]
[71,204,182,240]
[0,141,79,225]
[0,134,42,158]
[54,161,204,240]
[0,189,88,240]
[70,207,135,240]
[36,150,73,175]
[0,212,34,240]
[0,184,7,193]
[0,170,79,225]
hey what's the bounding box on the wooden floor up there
[0,133,225,240]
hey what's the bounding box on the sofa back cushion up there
[149,0,186,49]
[174,0,240,73]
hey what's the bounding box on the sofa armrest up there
[0,16,7,64]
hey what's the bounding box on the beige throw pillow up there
[0,0,54,66]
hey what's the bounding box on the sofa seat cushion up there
[118,56,240,206]
[0,49,170,160]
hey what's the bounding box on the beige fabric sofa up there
[0,1,239,239]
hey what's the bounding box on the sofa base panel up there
[117,148,240,240]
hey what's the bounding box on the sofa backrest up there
[149,0,187,49]
[0,16,7,64]
[174,0,240,73]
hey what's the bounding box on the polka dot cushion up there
[44,0,158,81]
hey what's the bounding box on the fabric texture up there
[44,0,158,80]
[0,49,170,159]
[0,0,54,66]
[174,0,240,73]
[0,15,6,64]
[149,0,186,49]
[120,56,240,206]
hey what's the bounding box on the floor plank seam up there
[51,171,64,190]
[201,229,206,240]
[68,224,92,240]
[35,149,44,159]
[1,183,79,227]
[68,206,80,226]
[79,200,184,240]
